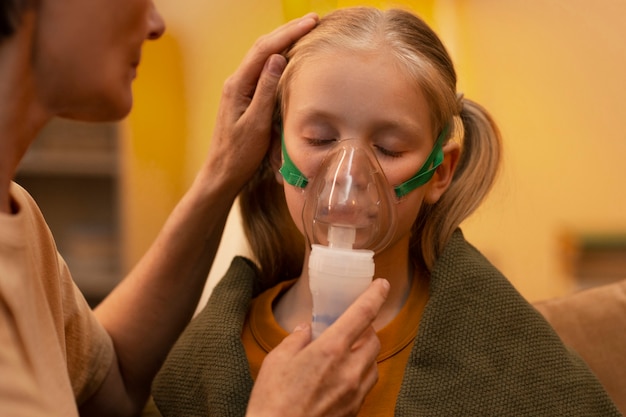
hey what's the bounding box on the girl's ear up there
[424,141,460,204]
[270,123,284,185]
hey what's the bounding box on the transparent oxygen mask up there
[301,139,398,338]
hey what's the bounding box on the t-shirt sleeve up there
[59,254,114,405]
[0,297,62,417]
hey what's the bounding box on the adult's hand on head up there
[198,13,319,195]
[246,278,390,417]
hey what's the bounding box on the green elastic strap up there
[279,132,308,188]
[279,125,448,197]
[393,124,448,198]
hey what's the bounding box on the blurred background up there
[17,0,626,308]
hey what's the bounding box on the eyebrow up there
[372,121,429,143]
[291,108,340,126]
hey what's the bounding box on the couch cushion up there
[535,280,626,414]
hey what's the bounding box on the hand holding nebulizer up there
[302,139,397,338]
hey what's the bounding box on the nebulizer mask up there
[280,127,447,338]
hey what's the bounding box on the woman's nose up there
[147,2,166,40]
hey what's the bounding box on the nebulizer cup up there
[302,139,397,339]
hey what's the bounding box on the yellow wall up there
[122,0,284,274]
[124,0,626,302]
[121,32,187,271]
[449,0,626,300]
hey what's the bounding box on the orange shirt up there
[242,276,428,416]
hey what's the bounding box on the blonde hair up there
[240,7,501,289]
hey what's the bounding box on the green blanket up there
[153,229,620,416]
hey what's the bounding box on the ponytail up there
[412,98,502,270]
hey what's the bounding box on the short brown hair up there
[1,0,25,39]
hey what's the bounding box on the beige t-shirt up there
[0,182,113,416]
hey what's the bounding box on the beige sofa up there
[534,279,626,414]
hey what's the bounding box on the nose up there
[323,143,375,206]
[335,142,374,191]
[147,2,166,40]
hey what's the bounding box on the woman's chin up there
[59,97,133,123]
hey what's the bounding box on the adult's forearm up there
[92,174,237,411]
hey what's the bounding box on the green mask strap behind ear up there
[279,125,449,197]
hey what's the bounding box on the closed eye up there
[375,145,403,158]
[306,137,337,147]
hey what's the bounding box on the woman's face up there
[33,0,165,121]
[281,49,438,252]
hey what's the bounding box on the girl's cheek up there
[296,155,323,180]
[284,187,307,234]
[380,154,425,188]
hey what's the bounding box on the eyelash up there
[306,138,335,147]
[375,145,403,158]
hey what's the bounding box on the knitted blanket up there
[152,229,620,416]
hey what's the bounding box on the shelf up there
[16,118,122,307]
[560,231,626,290]
[18,149,118,177]
[17,118,119,177]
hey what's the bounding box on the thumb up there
[246,54,287,119]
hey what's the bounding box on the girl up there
[153,7,619,416]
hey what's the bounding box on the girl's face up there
[34,0,165,121]
[280,49,439,253]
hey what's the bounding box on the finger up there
[270,322,312,357]
[241,13,318,73]
[348,326,381,375]
[242,54,286,128]
[340,335,380,414]
[358,360,380,402]
[327,365,377,417]
[351,325,380,360]
[232,13,318,93]
[317,334,380,417]
[320,278,390,345]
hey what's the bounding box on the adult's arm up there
[248,278,390,417]
[79,14,320,417]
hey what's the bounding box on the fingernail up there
[265,55,286,77]
[298,13,318,28]
[293,322,309,332]
[374,278,390,292]
[301,12,319,21]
